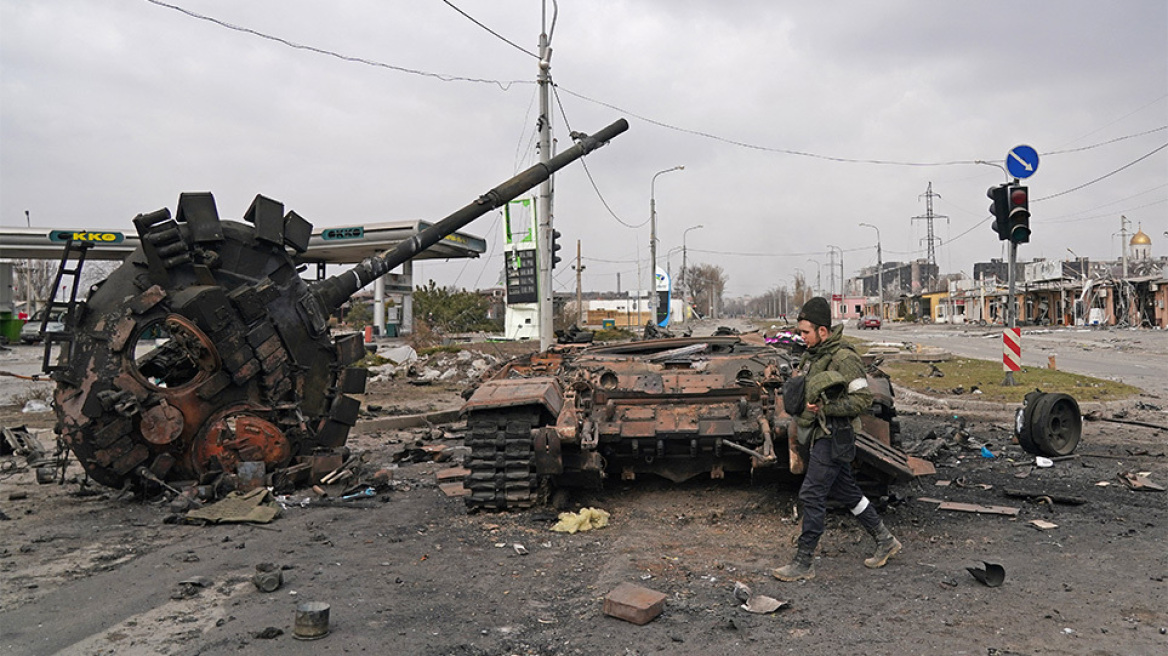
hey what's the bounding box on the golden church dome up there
[1130,229,1151,246]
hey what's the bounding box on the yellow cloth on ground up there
[551,507,610,533]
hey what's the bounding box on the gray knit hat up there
[797,297,832,328]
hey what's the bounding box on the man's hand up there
[806,402,820,413]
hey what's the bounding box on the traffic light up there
[987,184,1009,241]
[1007,184,1030,244]
[550,229,563,268]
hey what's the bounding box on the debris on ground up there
[171,576,212,599]
[252,563,283,592]
[183,488,280,525]
[966,562,1006,587]
[551,507,611,533]
[936,502,1020,517]
[1118,471,1166,491]
[367,345,503,386]
[741,594,789,614]
[731,582,789,614]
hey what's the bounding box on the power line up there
[440,0,540,59]
[1033,142,1168,202]
[688,245,872,258]
[1044,196,1168,224]
[1045,125,1167,155]
[143,0,531,91]
[1052,93,1168,149]
[146,0,1167,198]
[554,85,984,167]
[551,83,646,229]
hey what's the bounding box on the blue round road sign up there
[1006,144,1039,179]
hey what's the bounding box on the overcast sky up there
[2,0,1165,298]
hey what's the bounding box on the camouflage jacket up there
[795,324,873,442]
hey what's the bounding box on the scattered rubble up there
[366,344,503,385]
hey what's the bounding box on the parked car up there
[20,308,66,344]
[860,315,882,330]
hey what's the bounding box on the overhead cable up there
[551,84,646,228]
[441,0,539,59]
[143,0,531,90]
[1033,142,1168,202]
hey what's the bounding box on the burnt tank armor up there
[51,119,629,490]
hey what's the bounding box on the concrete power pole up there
[536,15,555,349]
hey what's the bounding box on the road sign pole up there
[1003,239,1018,386]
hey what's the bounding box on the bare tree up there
[792,272,810,308]
[12,259,119,315]
[687,263,727,320]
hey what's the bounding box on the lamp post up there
[650,166,684,328]
[806,259,821,297]
[682,224,703,322]
[859,222,882,319]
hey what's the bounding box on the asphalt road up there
[861,322,1168,398]
[0,343,57,406]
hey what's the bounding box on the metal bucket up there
[293,601,330,640]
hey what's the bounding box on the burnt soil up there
[1,363,1167,656]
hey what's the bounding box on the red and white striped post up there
[1002,327,1021,372]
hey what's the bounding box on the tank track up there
[464,408,541,511]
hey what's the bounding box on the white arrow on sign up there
[1009,150,1034,172]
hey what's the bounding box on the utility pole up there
[806,259,821,298]
[1119,215,1130,279]
[649,166,683,329]
[1117,215,1131,326]
[826,245,843,303]
[912,182,948,291]
[682,224,702,323]
[859,223,882,318]
[535,8,555,349]
[574,239,584,324]
[826,249,836,298]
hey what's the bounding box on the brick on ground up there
[436,466,470,481]
[603,583,666,625]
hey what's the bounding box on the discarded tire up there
[1016,391,1081,457]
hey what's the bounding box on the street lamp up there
[682,224,703,321]
[859,222,882,318]
[650,166,684,327]
[806,259,821,297]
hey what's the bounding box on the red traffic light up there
[1007,184,1030,244]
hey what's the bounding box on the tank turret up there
[51,119,628,489]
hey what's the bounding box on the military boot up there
[772,547,815,581]
[864,521,902,569]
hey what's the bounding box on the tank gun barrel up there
[311,118,629,312]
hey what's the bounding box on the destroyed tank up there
[462,334,919,511]
[48,119,629,490]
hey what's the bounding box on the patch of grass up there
[593,328,634,342]
[879,357,1140,404]
[357,352,392,368]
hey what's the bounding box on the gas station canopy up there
[0,220,486,265]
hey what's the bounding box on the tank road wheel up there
[1027,393,1082,457]
[464,408,543,511]
[52,193,368,489]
